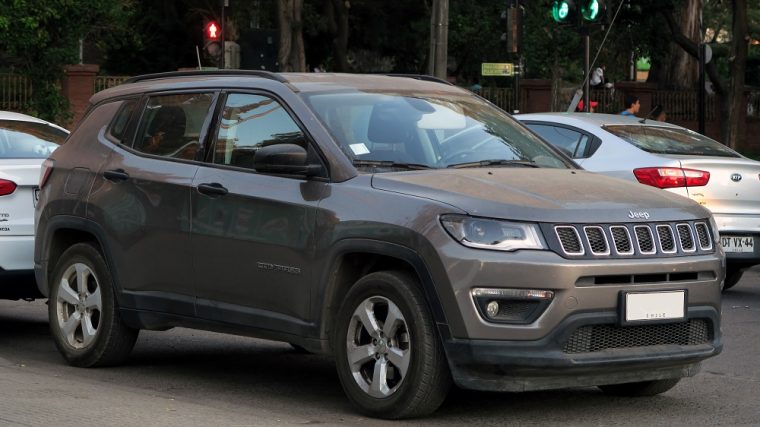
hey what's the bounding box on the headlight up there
[441,215,547,251]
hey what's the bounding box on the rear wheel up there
[598,378,681,396]
[723,266,745,291]
[333,271,451,419]
[49,243,139,367]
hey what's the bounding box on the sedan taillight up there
[39,158,55,189]
[633,167,710,189]
[0,179,17,196]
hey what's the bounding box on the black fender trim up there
[316,238,452,348]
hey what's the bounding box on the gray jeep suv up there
[35,71,723,419]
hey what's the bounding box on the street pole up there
[698,43,706,134]
[583,30,590,112]
[434,0,449,79]
[220,0,226,69]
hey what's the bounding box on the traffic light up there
[551,0,575,24]
[203,20,222,65]
[499,2,522,54]
[552,1,606,25]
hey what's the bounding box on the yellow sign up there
[481,63,514,77]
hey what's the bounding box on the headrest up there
[367,101,419,145]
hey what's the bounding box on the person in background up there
[656,109,668,122]
[590,64,605,88]
[621,95,640,117]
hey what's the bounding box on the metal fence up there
[94,75,131,93]
[653,91,719,121]
[475,87,518,113]
[0,73,32,112]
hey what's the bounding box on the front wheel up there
[722,266,745,291]
[598,378,681,396]
[333,271,451,419]
[48,243,139,367]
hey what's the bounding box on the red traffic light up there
[205,21,220,40]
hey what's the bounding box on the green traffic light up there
[552,1,571,23]
[582,0,599,21]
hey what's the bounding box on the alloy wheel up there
[55,262,103,349]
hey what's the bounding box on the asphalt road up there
[1,274,759,426]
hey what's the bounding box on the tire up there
[722,266,745,291]
[289,343,312,354]
[48,243,139,367]
[598,378,681,397]
[333,270,452,419]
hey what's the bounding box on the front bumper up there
[443,306,721,392]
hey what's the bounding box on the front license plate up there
[720,235,754,253]
[625,291,685,322]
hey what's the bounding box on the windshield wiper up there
[352,159,434,170]
[447,159,541,169]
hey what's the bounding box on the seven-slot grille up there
[552,221,713,258]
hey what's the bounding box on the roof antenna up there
[639,104,662,124]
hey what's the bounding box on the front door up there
[191,92,327,332]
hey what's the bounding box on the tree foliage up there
[0,0,132,122]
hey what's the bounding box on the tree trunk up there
[725,0,748,149]
[277,0,305,72]
[662,0,702,89]
[326,0,350,71]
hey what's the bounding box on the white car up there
[0,111,67,299]
[517,112,760,290]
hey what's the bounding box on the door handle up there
[197,182,229,196]
[103,169,130,182]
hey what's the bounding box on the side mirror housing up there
[253,143,322,176]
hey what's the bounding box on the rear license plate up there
[720,235,754,253]
[625,291,685,323]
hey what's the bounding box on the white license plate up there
[720,235,754,253]
[625,291,685,322]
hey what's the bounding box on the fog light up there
[486,301,500,318]
[472,288,554,324]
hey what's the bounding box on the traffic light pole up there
[583,30,590,112]
[220,0,226,69]
[698,43,706,134]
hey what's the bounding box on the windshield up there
[603,124,740,158]
[302,91,573,171]
[0,120,67,159]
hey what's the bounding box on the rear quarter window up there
[603,125,740,158]
[0,120,68,159]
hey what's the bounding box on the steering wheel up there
[440,135,498,165]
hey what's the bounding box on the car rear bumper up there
[442,306,721,392]
[712,213,760,263]
[0,235,34,271]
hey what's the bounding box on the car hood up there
[371,168,711,223]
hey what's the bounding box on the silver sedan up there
[517,112,760,289]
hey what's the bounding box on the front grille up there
[677,223,696,252]
[550,221,715,259]
[555,226,584,255]
[695,222,713,250]
[634,225,656,254]
[563,319,710,354]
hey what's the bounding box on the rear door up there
[91,92,216,315]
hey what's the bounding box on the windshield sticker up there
[349,143,370,155]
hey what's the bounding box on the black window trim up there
[203,89,331,182]
[122,89,221,165]
[521,120,602,159]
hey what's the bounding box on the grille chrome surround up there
[656,224,677,254]
[555,226,584,255]
[634,225,656,255]
[695,222,713,251]
[676,223,696,253]
[550,221,715,259]
[583,226,610,255]
[563,319,711,354]
[610,226,634,255]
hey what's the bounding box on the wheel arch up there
[317,239,451,352]
[36,216,112,297]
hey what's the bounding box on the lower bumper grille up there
[562,319,710,354]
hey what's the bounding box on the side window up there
[106,99,138,144]
[527,123,589,158]
[213,93,305,170]
[133,93,214,160]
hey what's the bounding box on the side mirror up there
[253,143,322,176]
